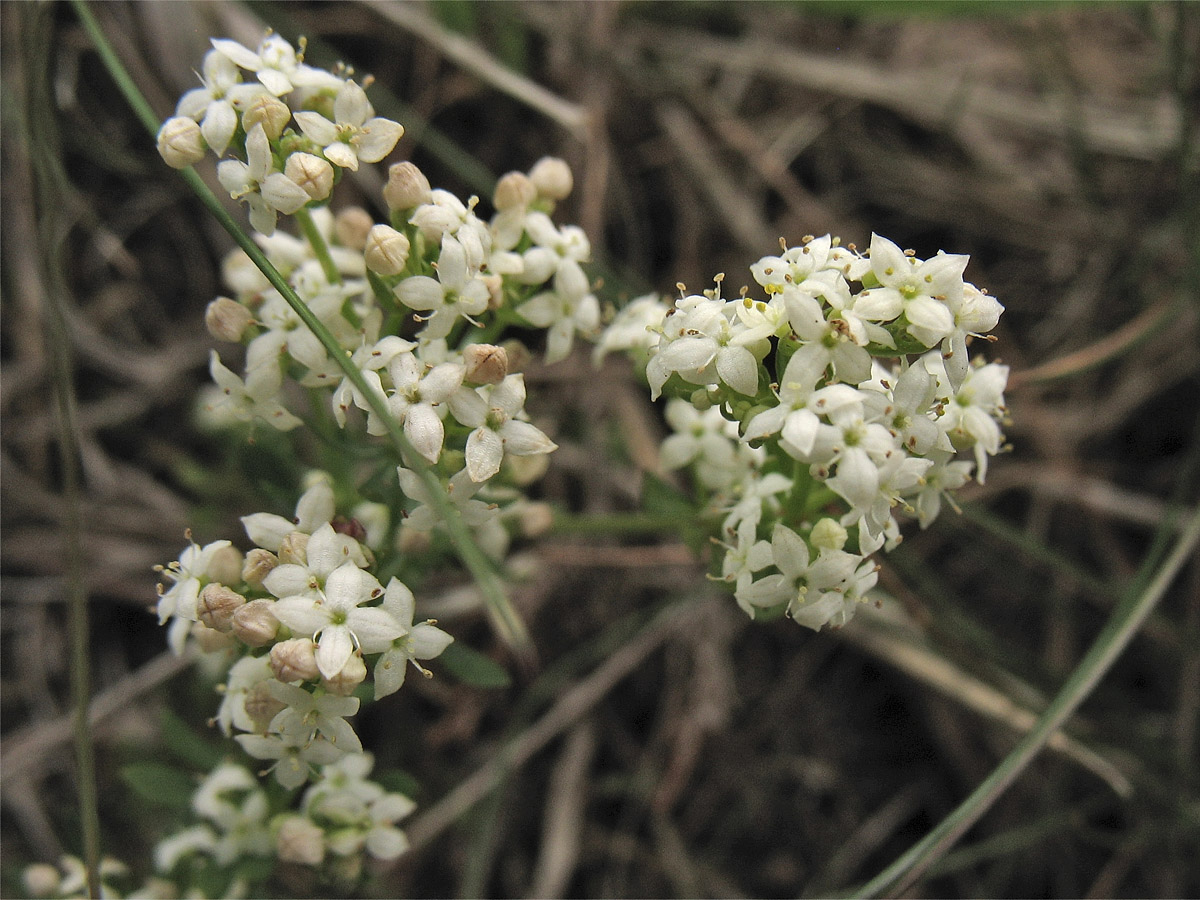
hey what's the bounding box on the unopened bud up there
[192,622,236,653]
[506,453,550,486]
[364,225,411,275]
[242,548,279,589]
[205,297,254,342]
[529,156,573,200]
[494,171,536,211]
[157,117,205,169]
[231,599,279,648]
[384,161,432,211]
[335,206,374,250]
[810,517,848,551]
[270,638,321,683]
[276,815,325,866]
[517,501,554,537]
[198,583,246,632]
[500,339,532,374]
[463,343,508,385]
[322,652,367,696]
[242,95,291,141]
[482,273,504,310]
[23,863,60,898]
[285,152,334,202]
[278,531,309,566]
[243,680,286,732]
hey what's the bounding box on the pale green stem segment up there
[853,501,1200,898]
[294,207,341,285]
[72,0,534,662]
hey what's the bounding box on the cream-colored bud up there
[231,599,279,648]
[506,453,550,486]
[205,297,254,342]
[364,224,410,275]
[23,863,60,898]
[322,652,367,696]
[242,548,279,589]
[285,152,334,202]
[192,622,236,653]
[243,680,286,732]
[494,171,536,211]
[278,531,309,566]
[500,339,532,374]
[242,95,291,141]
[197,583,246,632]
[335,206,374,251]
[810,517,848,551]
[156,117,205,169]
[276,815,325,865]
[463,343,508,385]
[529,156,573,200]
[483,273,504,311]
[517,501,554,537]
[208,543,246,586]
[270,638,321,683]
[384,161,432,211]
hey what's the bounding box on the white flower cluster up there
[151,477,439,886]
[599,233,1009,630]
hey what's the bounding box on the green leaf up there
[439,642,512,689]
[119,762,195,811]
[159,707,225,771]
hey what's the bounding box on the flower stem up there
[295,207,341,285]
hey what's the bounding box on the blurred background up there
[3,2,1198,897]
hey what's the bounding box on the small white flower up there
[241,477,336,552]
[394,234,491,339]
[176,48,269,156]
[293,81,404,171]
[211,34,337,97]
[373,577,453,700]
[450,375,558,482]
[217,123,310,235]
[268,681,364,753]
[205,349,303,431]
[383,351,466,460]
[855,233,967,347]
[516,257,601,364]
[236,730,344,789]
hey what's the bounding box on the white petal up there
[466,427,504,482]
[211,38,262,71]
[356,119,404,163]
[294,111,339,146]
[315,626,355,680]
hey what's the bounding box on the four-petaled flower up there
[294,81,404,172]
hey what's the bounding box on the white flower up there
[215,654,276,735]
[396,467,499,532]
[211,34,337,97]
[855,233,967,348]
[716,518,775,616]
[646,295,761,399]
[781,282,874,386]
[373,578,453,700]
[262,522,370,600]
[268,681,364,753]
[394,233,491,339]
[937,361,1008,483]
[592,294,667,364]
[270,561,402,680]
[450,374,558,482]
[516,257,601,364]
[293,81,403,171]
[906,449,973,528]
[236,730,344,790]
[176,48,269,156]
[204,349,303,431]
[241,476,336,552]
[331,335,414,431]
[217,123,310,235]
[941,281,1004,390]
[383,351,466,460]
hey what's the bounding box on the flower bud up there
[243,680,286,732]
[517,500,554,537]
[198,583,246,632]
[363,225,411,276]
[483,273,504,311]
[270,638,321,683]
[506,453,550,486]
[529,156,573,200]
[811,517,848,551]
[192,622,236,653]
[278,531,309,566]
[157,117,205,169]
[494,171,536,211]
[335,206,374,251]
[207,543,245,586]
[322,652,367,696]
[463,343,508,385]
[23,863,60,898]
[384,161,432,211]
[232,599,279,648]
[276,815,325,865]
[285,152,334,202]
[241,95,291,141]
[500,339,532,374]
[205,297,254,342]
[242,548,279,589]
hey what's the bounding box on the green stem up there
[852,501,1200,898]
[74,0,533,662]
[295,207,341,285]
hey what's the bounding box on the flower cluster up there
[599,233,1008,630]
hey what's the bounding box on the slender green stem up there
[295,207,341,285]
[74,0,533,661]
[852,501,1200,898]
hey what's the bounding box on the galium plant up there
[30,19,1025,900]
